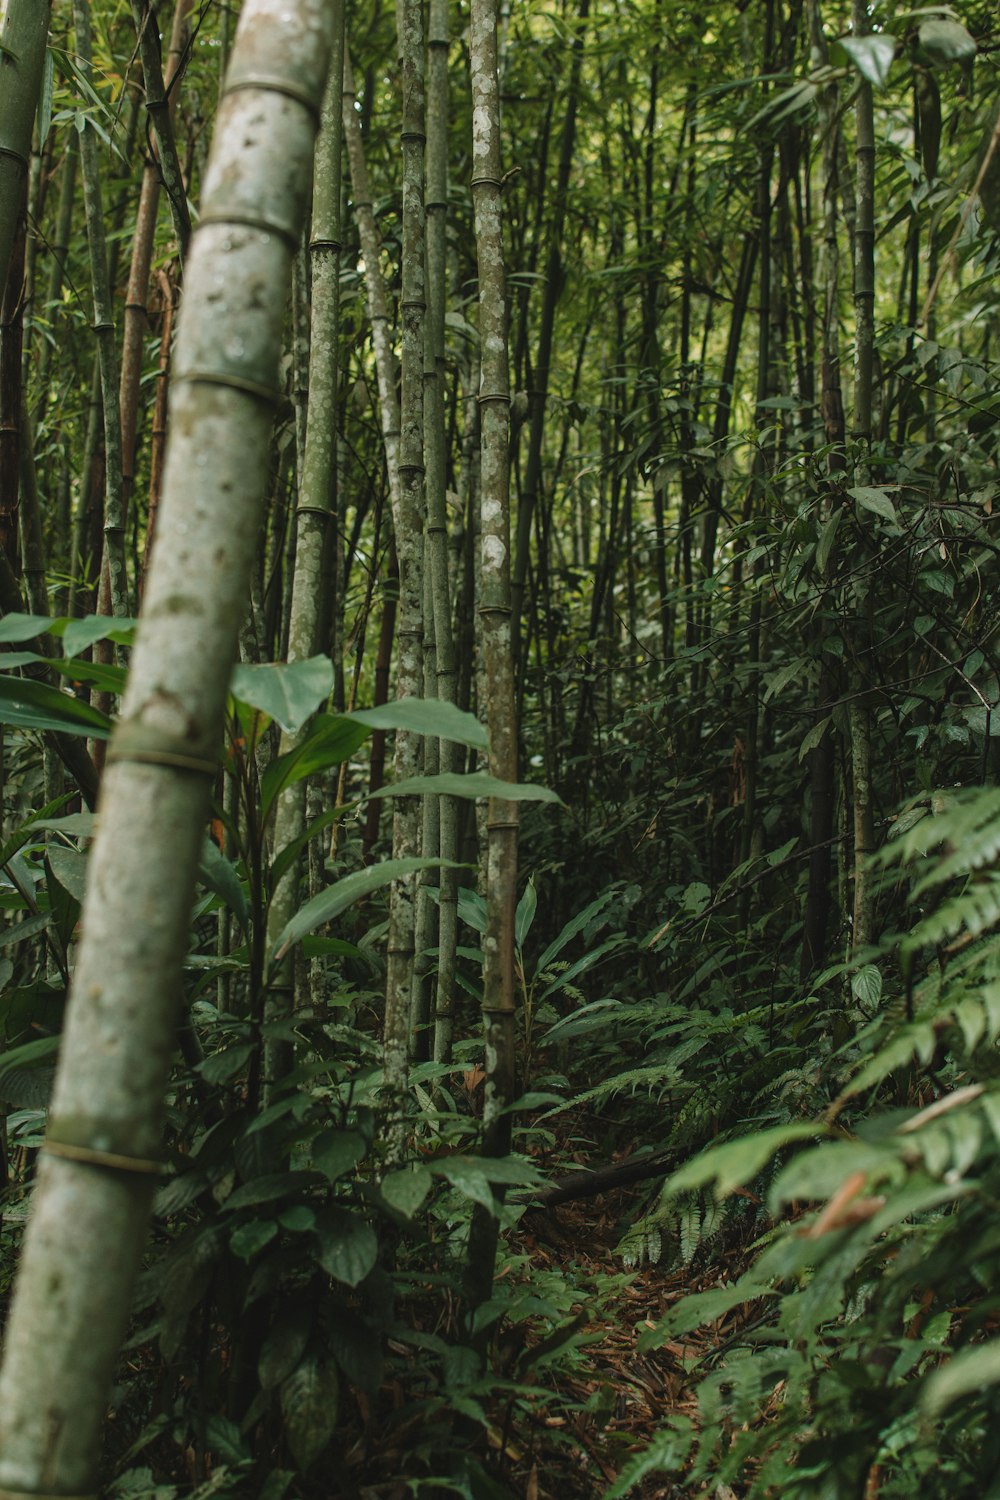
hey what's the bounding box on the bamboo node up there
[308,238,342,253]
[176,370,280,406]
[0,1491,98,1500]
[470,174,503,190]
[0,145,29,170]
[42,1135,163,1177]
[198,208,301,254]
[223,74,322,124]
[477,391,510,406]
[107,720,218,778]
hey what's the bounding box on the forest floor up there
[340,1169,741,1500]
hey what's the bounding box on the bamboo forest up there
[3,0,1000,1494]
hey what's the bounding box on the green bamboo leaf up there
[515,878,537,949]
[535,887,618,977]
[370,771,561,803]
[36,45,54,146]
[348,697,488,748]
[537,934,625,1002]
[231,655,334,734]
[0,675,112,738]
[272,858,463,962]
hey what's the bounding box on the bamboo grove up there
[1,0,1000,1494]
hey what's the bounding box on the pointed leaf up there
[666,1123,820,1199]
[848,485,898,524]
[370,771,561,803]
[839,33,896,88]
[60,614,138,657]
[0,614,56,644]
[0,676,111,738]
[918,18,976,66]
[381,1165,432,1218]
[280,1353,339,1469]
[231,655,334,734]
[272,858,463,962]
[199,838,248,928]
[259,713,370,824]
[535,888,618,978]
[349,697,488,748]
[515,879,537,949]
[815,506,842,574]
[46,845,88,902]
[312,1206,377,1286]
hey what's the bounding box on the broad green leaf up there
[0,675,112,738]
[456,886,488,935]
[61,614,138,657]
[381,1164,432,1217]
[349,697,488,748]
[0,1034,60,1105]
[329,1306,384,1392]
[52,657,127,694]
[199,838,248,929]
[259,1302,311,1390]
[432,1157,495,1210]
[851,964,882,1006]
[0,614,55,644]
[268,805,347,892]
[280,1353,339,1469]
[848,485,898,524]
[231,655,334,734]
[763,656,808,704]
[198,1042,256,1084]
[918,18,976,66]
[838,33,896,88]
[311,1127,365,1181]
[46,845,88,902]
[922,1340,1000,1415]
[666,1122,820,1200]
[312,1206,377,1286]
[799,715,831,762]
[259,713,370,825]
[230,1220,278,1260]
[431,1154,542,1212]
[370,771,562,804]
[32,813,97,836]
[223,1171,323,1211]
[272,857,462,962]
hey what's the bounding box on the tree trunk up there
[0,4,334,1489]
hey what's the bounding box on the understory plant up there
[623,785,1000,1498]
